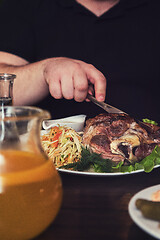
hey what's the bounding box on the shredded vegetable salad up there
[41,126,82,167]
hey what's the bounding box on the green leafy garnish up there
[59,146,160,174]
[59,147,113,173]
[112,145,160,173]
[142,118,158,126]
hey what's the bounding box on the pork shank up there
[82,113,160,164]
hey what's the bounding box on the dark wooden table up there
[35,168,160,240]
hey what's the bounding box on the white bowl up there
[42,115,86,132]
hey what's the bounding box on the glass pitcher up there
[0,106,63,240]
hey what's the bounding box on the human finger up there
[60,74,74,99]
[73,68,88,102]
[77,62,107,101]
[47,75,63,99]
[86,84,94,102]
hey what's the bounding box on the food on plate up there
[60,146,113,172]
[135,188,160,221]
[142,118,158,126]
[41,126,82,167]
[41,113,160,173]
[82,113,160,165]
[135,198,160,221]
[152,190,160,201]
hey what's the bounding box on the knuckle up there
[76,82,88,91]
[72,62,81,70]
[87,63,94,69]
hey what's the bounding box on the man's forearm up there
[0,55,107,106]
[0,60,49,105]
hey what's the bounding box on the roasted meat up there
[82,113,160,164]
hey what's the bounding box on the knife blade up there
[87,94,127,114]
[87,94,150,128]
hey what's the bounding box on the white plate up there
[128,184,160,239]
[40,130,160,176]
[57,168,150,176]
[57,165,159,176]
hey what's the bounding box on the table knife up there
[87,94,127,114]
[87,94,150,128]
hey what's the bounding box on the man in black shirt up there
[0,0,160,123]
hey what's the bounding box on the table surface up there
[34,168,160,240]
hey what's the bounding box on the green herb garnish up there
[142,118,158,126]
[59,147,113,173]
[112,145,160,173]
[59,146,160,174]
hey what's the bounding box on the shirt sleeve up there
[0,0,37,62]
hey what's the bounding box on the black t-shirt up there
[0,0,160,123]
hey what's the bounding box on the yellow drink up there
[0,150,62,240]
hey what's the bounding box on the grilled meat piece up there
[82,113,160,164]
